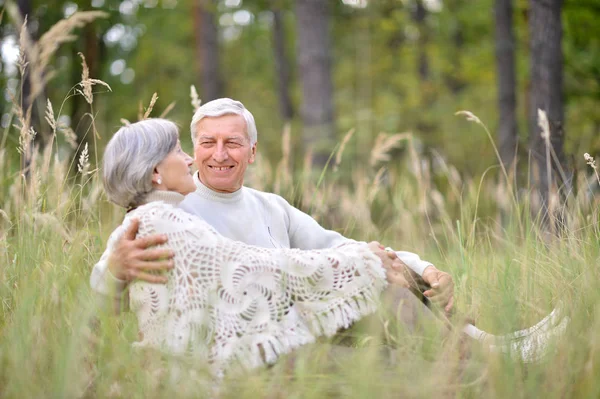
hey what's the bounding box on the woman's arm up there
[90,223,130,313]
[90,218,175,313]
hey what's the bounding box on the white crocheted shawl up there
[127,192,387,375]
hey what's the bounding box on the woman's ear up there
[152,168,162,185]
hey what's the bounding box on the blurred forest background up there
[2,2,600,397]
[1,0,599,191]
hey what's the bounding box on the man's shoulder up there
[244,186,291,207]
[178,191,205,213]
[243,186,283,202]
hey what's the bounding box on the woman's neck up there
[139,190,185,206]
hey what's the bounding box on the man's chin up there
[206,179,239,193]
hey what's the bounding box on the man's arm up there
[388,248,454,313]
[275,196,353,249]
[90,218,174,313]
[273,195,454,312]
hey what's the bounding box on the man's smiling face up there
[193,114,256,193]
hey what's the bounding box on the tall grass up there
[1,11,600,399]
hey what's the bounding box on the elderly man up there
[95,98,454,314]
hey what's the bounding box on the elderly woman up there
[92,119,568,375]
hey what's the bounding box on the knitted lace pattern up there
[126,201,387,375]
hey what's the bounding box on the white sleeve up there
[272,195,353,249]
[385,247,433,276]
[90,222,129,312]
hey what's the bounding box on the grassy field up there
[1,11,599,398]
[0,111,599,398]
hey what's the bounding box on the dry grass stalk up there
[38,11,108,74]
[9,6,108,103]
[369,132,411,167]
[143,93,159,120]
[14,101,35,156]
[16,13,32,78]
[78,53,111,105]
[334,128,354,171]
[0,209,10,225]
[159,101,177,118]
[59,126,78,150]
[120,118,131,126]
[78,142,90,174]
[190,85,202,111]
[584,153,599,186]
[27,212,72,242]
[274,124,292,193]
[45,99,56,134]
[42,134,55,175]
[367,166,386,203]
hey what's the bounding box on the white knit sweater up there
[96,191,387,375]
[179,173,433,274]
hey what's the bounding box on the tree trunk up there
[295,0,335,167]
[194,0,222,102]
[271,6,294,122]
[528,0,567,212]
[413,0,429,82]
[495,0,518,173]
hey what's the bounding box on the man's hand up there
[367,241,410,287]
[421,266,454,313]
[107,219,175,284]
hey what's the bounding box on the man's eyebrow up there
[197,134,247,141]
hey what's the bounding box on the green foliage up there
[0,3,599,397]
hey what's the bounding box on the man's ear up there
[248,142,258,164]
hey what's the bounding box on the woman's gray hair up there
[103,118,179,208]
[190,98,257,146]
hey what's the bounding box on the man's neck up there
[192,172,244,203]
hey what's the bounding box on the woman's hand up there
[367,241,410,287]
[108,219,175,283]
[421,266,454,313]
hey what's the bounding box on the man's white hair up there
[190,98,257,146]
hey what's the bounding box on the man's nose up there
[212,143,229,162]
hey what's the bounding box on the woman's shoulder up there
[131,201,215,235]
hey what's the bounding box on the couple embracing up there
[91,98,567,377]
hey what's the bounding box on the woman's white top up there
[92,191,387,375]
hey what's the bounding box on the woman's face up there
[155,141,196,195]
